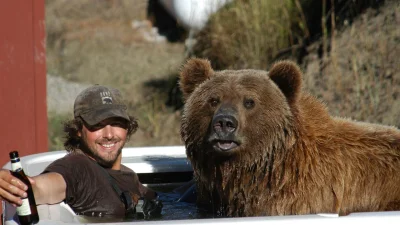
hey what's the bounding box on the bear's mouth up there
[212,140,239,152]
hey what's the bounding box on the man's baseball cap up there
[74,85,130,126]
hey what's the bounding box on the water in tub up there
[74,184,208,223]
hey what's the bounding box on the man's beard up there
[80,139,124,168]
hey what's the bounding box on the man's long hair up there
[63,116,138,152]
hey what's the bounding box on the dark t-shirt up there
[42,151,155,218]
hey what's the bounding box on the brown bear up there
[179,58,400,217]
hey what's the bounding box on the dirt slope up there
[302,0,399,127]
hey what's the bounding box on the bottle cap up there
[9,151,19,159]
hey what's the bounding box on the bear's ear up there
[268,60,302,105]
[179,58,214,100]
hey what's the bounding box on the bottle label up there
[11,161,22,172]
[17,197,32,216]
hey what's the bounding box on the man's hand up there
[142,195,163,218]
[0,169,34,207]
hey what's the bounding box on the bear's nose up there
[212,114,238,135]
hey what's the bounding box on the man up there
[0,85,162,219]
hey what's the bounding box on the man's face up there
[79,117,129,168]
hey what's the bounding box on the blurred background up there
[45,0,399,151]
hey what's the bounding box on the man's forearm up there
[32,172,66,205]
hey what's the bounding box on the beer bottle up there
[9,151,39,225]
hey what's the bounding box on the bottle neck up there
[11,158,22,172]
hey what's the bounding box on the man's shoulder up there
[58,151,91,162]
[44,151,94,172]
[120,164,134,173]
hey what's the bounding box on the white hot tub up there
[2,146,400,225]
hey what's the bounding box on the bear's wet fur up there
[179,58,400,217]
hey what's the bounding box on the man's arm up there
[32,172,66,205]
[0,169,66,206]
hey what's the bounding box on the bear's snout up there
[208,108,240,153]
[212,114,237,135]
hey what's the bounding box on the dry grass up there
[191,0,309,70]
[302,0,400,126]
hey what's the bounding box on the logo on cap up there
[100,91,113,104]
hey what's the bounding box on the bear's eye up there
[209,98,219,107]
[244,98,255,109]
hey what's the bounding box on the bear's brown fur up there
[179,58,400,217]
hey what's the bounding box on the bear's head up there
[179,58,302,164]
